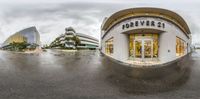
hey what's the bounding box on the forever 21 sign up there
[122,20,165,30]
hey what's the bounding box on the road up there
[0,49,199,99]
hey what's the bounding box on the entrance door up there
[135,40,142,58]
[144,40,152,58]
[134,39,153,61]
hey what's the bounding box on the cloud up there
[0,0,199,45]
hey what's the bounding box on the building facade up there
[101,7,192,65]
[194,43,200,49]
[2,26,41,49]
[50,27,99,50]
[76,33,99,49]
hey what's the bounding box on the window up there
[176,37,185,56]
[129,34,158,58]
[153,34,158,58]
[129,35,134,57]
[105,37,113,55]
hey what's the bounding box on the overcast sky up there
[0,0,200,45]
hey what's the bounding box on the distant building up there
[76,33,99,49]
[2,26,41,50]
[50,27,99,50]
[195,43,200,49]
[4,33,27,45]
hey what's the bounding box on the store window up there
[129,34,158,58]
[176,37,185,56]
[153,34,158,58]
[129,35,134,57]
[105,37,114,55]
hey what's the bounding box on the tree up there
[73,36,81,47]
[8,41,29,51]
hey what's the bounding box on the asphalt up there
[0,49,199,99]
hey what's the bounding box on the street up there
[0,49,199,99]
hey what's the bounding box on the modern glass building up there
[50,27,99,50]
[101,7,192,65]
[2,26,41,48]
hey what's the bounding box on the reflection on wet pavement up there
[0,49,199,99]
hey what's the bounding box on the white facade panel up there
[101,15,191,65]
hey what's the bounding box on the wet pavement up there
[0,49,200,99]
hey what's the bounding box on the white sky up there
[0,0,199,45]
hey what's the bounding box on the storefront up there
[129,34,158,60]
[101,7,192,65]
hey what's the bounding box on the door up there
[134,40,142,58]
[144,40,152,58]
[134,39,153,61]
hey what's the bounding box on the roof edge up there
[102,7,191,34]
